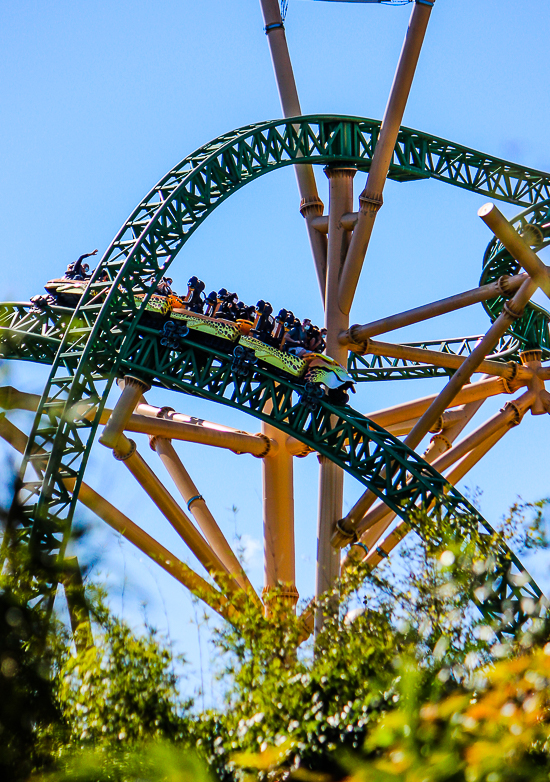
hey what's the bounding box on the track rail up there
[4,114,550,632]
[0,304,524,380]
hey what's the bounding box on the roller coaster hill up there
[2,0,550,648]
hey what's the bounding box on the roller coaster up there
[1,0,550,644]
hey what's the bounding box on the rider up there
[305,326,326,353]
[252,300,274,342]
[186,276,206,313]
[156,276,174,296]
[65,249,98,280]
[283,317,311,354]
[216,289,240,320]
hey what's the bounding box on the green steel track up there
[2,114,550,634]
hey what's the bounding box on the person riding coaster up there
[36,263,354,405]
[33,250,99,308]
[149,279,355,404]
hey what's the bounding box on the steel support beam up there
[110,435,241,594]
[365,376,516,429]
[479,203,550,299]
[126,412,272,457]
[336,295,535,545]
[443,426,511,487]
[340,273,527,342]
[71,479,235,620]
[99,376,149,449]
[338,0,434,314]
[404,276,537,452]
[344,382,492,564]
[258,0,327,298]
[151,436,257,596]
[316,166,356,630]
[0,417,235,620]
[262,415,298,611]
[344,337,530,380]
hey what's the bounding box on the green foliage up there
[289,645,550,782]
[194,591,396,780]
[36,741,213,782]
[0,479,65,781]
[55,588,192,748]
[219,501,550,781]
[0,576,60,780]
[1,440,549,782]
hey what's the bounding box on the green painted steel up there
[480,198,550,351]
[1,303,524,382]
[3,114,550,633]
[347,334,523,381]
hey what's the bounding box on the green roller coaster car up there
[159,308,355,406]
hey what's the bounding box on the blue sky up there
[2,0,550,700]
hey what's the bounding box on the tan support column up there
[343,382,492,565]
[315,166,356,631]
[126,411,273,456]
[340,273,526,341]
[366,376,515,429]
[152,436,257,596]
[111,435,241,594]
[404,276,536,452]
[262,416,298,611]
[61,556,93,651]
[479,203,550,299]
[336,273,535,545]
[345,337,528,380]
[72,480,235,621]
[258,0,327,298]
[99,375,149,449]
[315,458,343,633]
[338,0,434,314]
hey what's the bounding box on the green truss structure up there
[2,115,550,635]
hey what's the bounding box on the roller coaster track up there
[0,304,523,378]
[2,115,550,634]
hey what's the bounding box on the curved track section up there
[5,115,550,631]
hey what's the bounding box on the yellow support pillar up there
[99,375,149,449]
[262,416,298,611]
[258,0,327,298]
[316,165,356,632]
[338,0,434,314]
[152,436,258,597]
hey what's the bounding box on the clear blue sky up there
[2,0,550,700]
